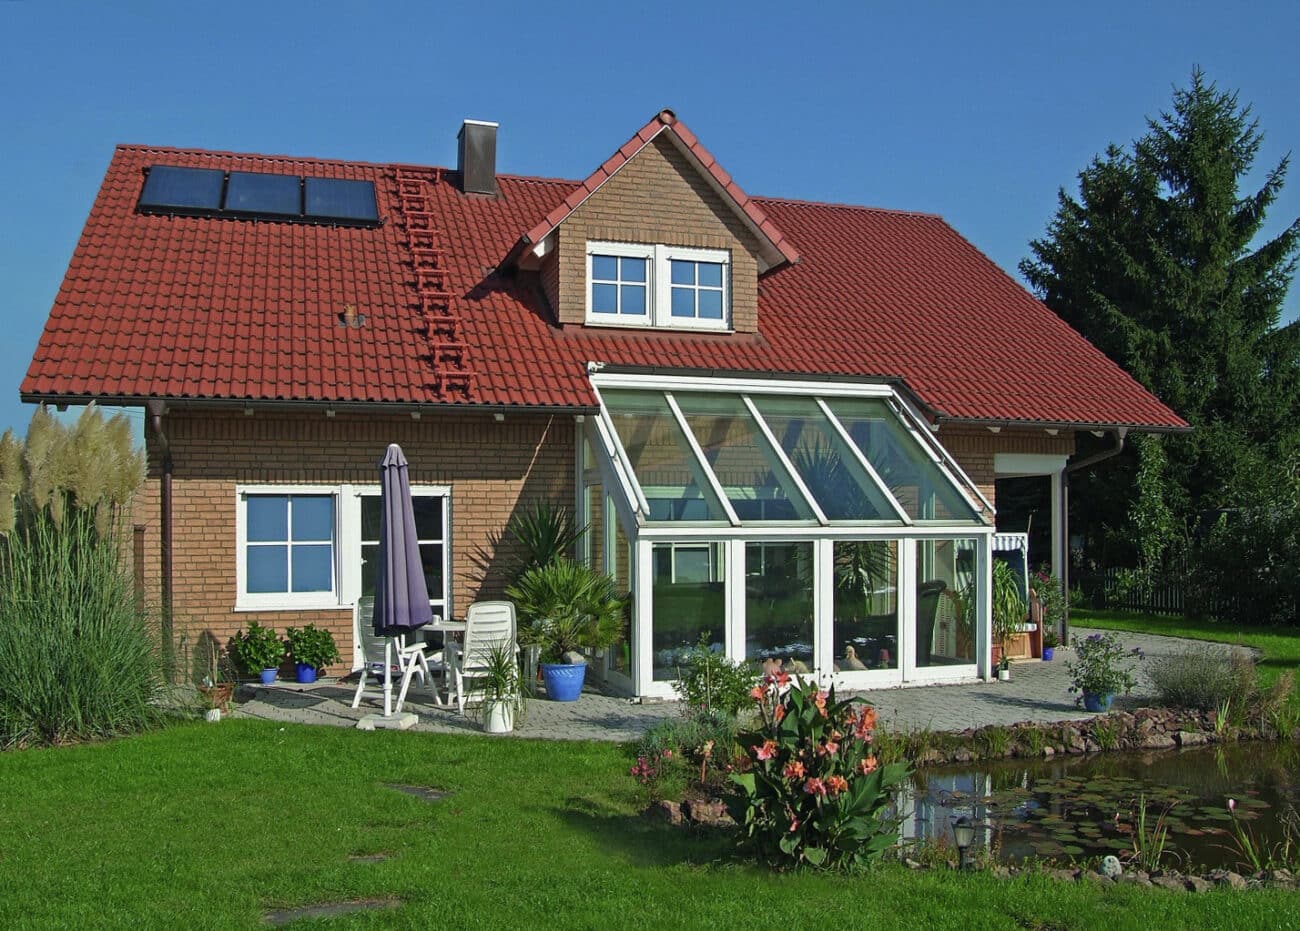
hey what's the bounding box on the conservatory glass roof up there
[593,381,989,528]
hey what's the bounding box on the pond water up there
[900,742,1300,869]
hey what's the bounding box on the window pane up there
[673,391,814,522]
[360,542,378,598]
[592,255,618,280]
[697,262,723,287]
[620,256,647,282]
[419,543,444,605]
[412,496,443,540]
[621,284,646,315]
[832,541,898,671]
[673,545,719,584]
[361,497,382,541]
[601,389,727,523]
[698,289,724,319]
[247,496,288,542]
[592,283,618,314]
[671,287,695,317]
[652,541,725,681]
[291,544,333,593]
[751,396,897,521]
[917,538,979,665]
[291,496,334,542]
[247,544,288,592]
[670,260,695,285]
[825,398,979,522]
[745,542,814,672]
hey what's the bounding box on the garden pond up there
[901,741,1300,869]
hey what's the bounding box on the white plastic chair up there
[350,600,437,715]
[446,601,517,714]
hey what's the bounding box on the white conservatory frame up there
[578,372,997,700]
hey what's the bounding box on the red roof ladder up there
[392,168,474,399]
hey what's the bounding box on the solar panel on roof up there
[138,166,225,213]
[224,171,302,217]
[304,177,378,223]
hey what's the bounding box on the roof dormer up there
[515,110,797,335]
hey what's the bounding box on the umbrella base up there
[356,712,418,731]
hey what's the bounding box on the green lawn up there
[2,722,1299,929]
[1073,608,1300,686]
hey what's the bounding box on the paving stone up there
[233,629,1242,742]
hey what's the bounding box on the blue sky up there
[2,0,1297,439]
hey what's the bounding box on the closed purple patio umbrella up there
[371,444,433,715]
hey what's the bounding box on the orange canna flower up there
[858,756,879,775]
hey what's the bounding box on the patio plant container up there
[1083,692,1114,712]
[295,663,318,684]
[1042,646,1055,661]
[541,661,586,701]
[259,668,278,685]
[483,700,515,733]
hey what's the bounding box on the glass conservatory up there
[577,373,996,699]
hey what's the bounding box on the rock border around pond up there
[900,706,1286,768]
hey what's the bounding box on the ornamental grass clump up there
[725,674,910,870]
[0,406,159,749]
[1145,646,1256,713]
[1067,632,1142,704]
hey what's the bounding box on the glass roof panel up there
[671,392,815,523]
[749,396,898,521]
[825,398,979,521]
[600,389,728,523]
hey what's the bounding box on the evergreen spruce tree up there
[1021,69,1300,568]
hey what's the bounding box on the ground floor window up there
[832,540,898,671]
[651,540,725,681]
[745,541,814,673]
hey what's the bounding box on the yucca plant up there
[505,500,586,580]
[506,558,626,663]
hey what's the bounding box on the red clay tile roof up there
[519,110,801,272]
[22,139,1187,430]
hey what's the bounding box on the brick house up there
[22,110,1184,699]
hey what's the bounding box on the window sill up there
[233,599,349,613]
[581,319,734,335]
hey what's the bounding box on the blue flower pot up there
[541,662,586,702]
[295,663,318,684]
[1042,647,1055,662]
[1083,692,1114,712]
[259,668,278,686]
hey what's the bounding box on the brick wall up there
[546,134,765,332]
[141,409,574,678]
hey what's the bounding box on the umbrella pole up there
[383,639,393,717]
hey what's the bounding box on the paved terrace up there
[233,629,1248,742]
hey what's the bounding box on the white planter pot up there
[997,668,1011,682]
[204,708,222,723]
[483,700,514,734]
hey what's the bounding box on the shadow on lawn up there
[553,795,736,869]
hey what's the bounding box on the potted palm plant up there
[231,620,285,685]
[991,560,1026,680]
[285,624,341,683]
[506,558,626,702]
[479,642,526,734]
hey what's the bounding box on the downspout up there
[1061,427,1128,642]
[146,400,174,677]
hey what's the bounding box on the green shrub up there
[285,624,340,670]
[725,675,910,870]
[505,500,586,580]
[1067,632,1141,701]
[0,512,162,748]
[1145,646,1256,712]
[231,621,285,673]
[673,636,759,715]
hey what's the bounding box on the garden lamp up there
[952,815,975,870]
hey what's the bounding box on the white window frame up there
[235,485,341,611]
[354,484,452,621]
[585,241,731,332]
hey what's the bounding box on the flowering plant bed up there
[724,673,911,869]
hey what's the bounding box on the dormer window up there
[586,242,730,331]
